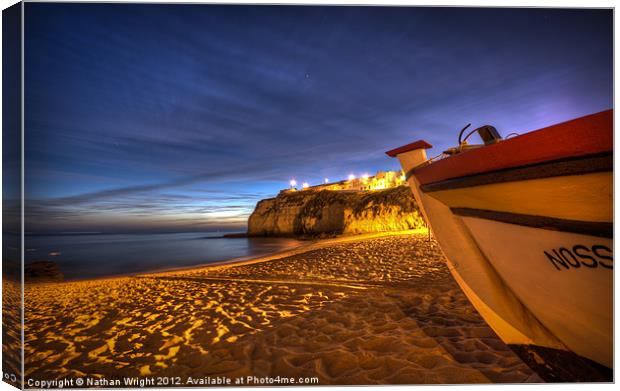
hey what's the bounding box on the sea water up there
[24,232,302,280]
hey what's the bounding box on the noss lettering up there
[544,244,612,271]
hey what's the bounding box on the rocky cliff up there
[247,185,425,237]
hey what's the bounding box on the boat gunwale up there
[408,109,613,186]
[416,152,612,193]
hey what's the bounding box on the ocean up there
[24,232,302,280]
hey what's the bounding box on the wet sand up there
[24,231,542,385]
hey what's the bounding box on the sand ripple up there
[24,233,541,384]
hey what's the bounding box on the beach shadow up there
[393,288,542,383]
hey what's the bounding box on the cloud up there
[23,5,612,232]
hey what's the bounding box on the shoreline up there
[139,228,429,278]
[26,233,304,284]
[29,229,429,284]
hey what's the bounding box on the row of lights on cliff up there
[289,179,321,189]
[289,173,370,189]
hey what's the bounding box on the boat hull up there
[460,216,612,367]
[387,110,613,381]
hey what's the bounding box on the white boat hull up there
[407,176,568,350]
[387,110,613,381]
[460,216,612,367]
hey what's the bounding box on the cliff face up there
[247,186,425,236]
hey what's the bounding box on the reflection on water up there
[24,232,302,280]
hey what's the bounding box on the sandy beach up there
[23,231,542,385]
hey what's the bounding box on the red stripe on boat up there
[412,109,613,185]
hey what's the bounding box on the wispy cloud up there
[23,4,612,232]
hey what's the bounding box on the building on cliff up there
[284,170,407,194]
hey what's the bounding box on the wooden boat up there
[386,110,613,382]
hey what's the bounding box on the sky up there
[23,4,612,233]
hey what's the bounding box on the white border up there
[0,2,616,391]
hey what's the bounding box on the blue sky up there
[23,4,612,233]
